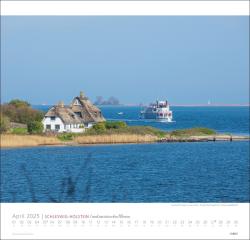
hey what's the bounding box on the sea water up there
[1,107,249,202]
[35,106,250,135]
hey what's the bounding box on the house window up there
[74,99,81,105]
[46,124,51,130]
[55,125,60,131]
[75,112,82,118]
[51,116,56,121]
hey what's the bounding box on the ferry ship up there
[140,100,173,122]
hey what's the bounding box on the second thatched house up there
[42,92,105,133]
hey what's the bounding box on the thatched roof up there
[71,92,105,123]
[44,92,105,125]
[45,103,82,125]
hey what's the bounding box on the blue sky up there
[1,16,249,105]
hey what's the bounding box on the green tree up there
[9,99,30,108]
[27,121,44,134]
[0,115,10,133]
[1,99,44,124]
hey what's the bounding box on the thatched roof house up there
[71,91,105,123]
[42,92,105,132]
[45,102,82,125]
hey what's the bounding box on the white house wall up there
[42,117,65,132]
[42,117,85,133]
[70,128,85,133]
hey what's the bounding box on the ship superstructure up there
[140,100,173,122]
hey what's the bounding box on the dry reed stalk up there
[0,134,61,148]
[75,134,157,144]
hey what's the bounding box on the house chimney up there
[80,91,84,99]
[58,101,64,107]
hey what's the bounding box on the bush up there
[27,121,43,134]
[0,115,10,133]
[92,122,106,132]
[57,133,74,141]
[88,121,127,134]
[11,128,28,134]
[105,121,127,129]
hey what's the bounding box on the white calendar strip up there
[1,203,249,239]
[1,1,249,16]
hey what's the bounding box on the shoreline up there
[158,135,250,142]
[1,133,249,149]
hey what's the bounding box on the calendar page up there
[1,1,249,240]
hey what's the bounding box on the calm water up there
[1,106,249,202]
[35,105,250,135]
[1,142,249,202]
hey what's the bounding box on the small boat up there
[140,100,173,122]
[117,112,124,115]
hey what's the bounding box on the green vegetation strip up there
[56,121,167,141]
[11,128,28,135]
[84,121,166,137]
[56,122,217,142]
[170,127,216,137]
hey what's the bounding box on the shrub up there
[27,121,44,134]
[11,127,28,134]
[105,121,127,129]
[0,115,10,133]
[57,133,74,141]
[92,122,106,132]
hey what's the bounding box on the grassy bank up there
[169,127,216,138]
[84,122,166,137]
[1,122,248,148]
[0,122,163,147]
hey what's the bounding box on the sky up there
[1,16,249,105]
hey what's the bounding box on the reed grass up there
[1,134,61,148]
[1,132,248,148]
[1,133,157,148]
[75,134,157,144]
